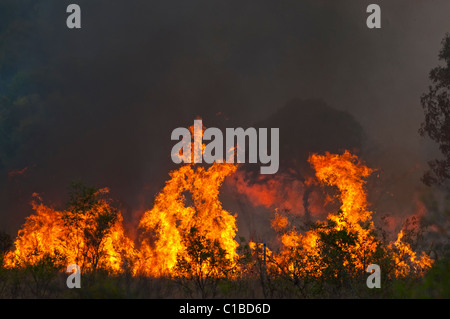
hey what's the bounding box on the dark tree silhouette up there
[0,231,12,256]
[419,33,450,186]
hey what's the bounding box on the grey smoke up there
[2,0,450,238]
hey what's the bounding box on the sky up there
[2,0,450,237]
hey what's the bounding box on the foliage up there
[419,33,450,185]
[24,251,65,298]
[263,209,434,297]
[63,182,119,272]
[174,226,236,298]
[392,257,450,298]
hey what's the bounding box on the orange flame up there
[4,144,432,281]
[4,190,137,273]
[135,163,238,276]
[390,230,433,277]
[136,121,238,276]
[270,150,433,278]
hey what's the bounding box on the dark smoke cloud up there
[2,0,450,237]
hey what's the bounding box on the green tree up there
[63,182,119,273]
[174,227,235,298]
[24,250,65,298]
[268,210,396,297]
[315,219,359,290]
[419,33,450,185]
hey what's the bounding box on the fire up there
[269,150,433,279]
[230,172,306,214]
[390,230,433,277]
[3,144,433,282]
[309,151,379,269]
[5,121,240,279]
[4,189,137,274]
[136,121,238,277]
[135,162,238,276]
[309,151,373,227]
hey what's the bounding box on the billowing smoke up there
[2,0,450,244]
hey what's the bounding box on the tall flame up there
[136,121,238,276]
[309,151,373,227]
[270,150,432,278]
[135,163,238,276]
[137,163,238,276]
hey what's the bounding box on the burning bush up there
[1,149,436,298]
[251,151,434,297]
[173,226,236,298]
[4,183,137,274]
[135,163,238,277]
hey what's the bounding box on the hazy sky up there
[2,0,450,235]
